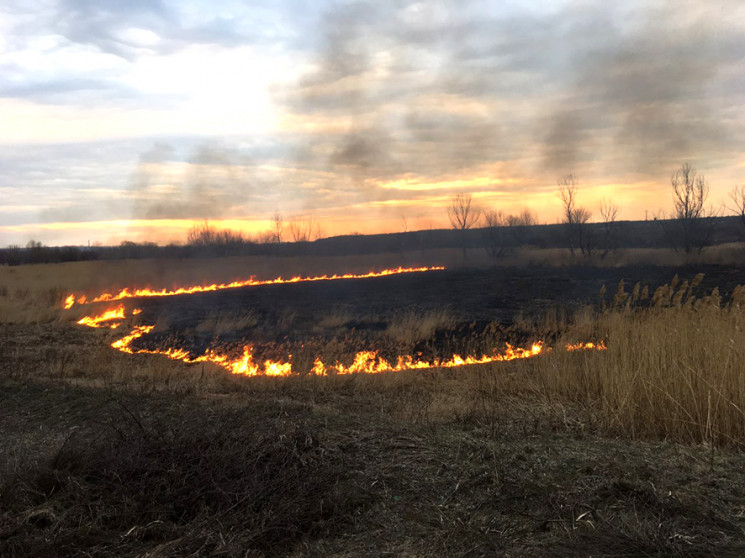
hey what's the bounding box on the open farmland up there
[2,254,745,556]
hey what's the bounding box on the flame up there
[566,341,607,351]
[64,266,445,307]
[106,324,547,377]
[76,305,127,328]
[67,264,607,377]
[110,325,155,353]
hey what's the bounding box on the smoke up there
[129,142,253,221]
[280,0,743,198]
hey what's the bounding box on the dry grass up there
[196,310,259,336]
[3,244,742,325]
[6,255,745,553]
[531,277,745,446]
[384,308,456,345]
[314,307,353,331]
[0,388,353,557]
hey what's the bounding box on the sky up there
[1,0,744,247]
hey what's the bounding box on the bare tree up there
[448,193,481,230]
[186,220,246,255]
[187,220,218,246]
[272,211,283,244]
[729,185,745,238]
[483,209,508,258]
[670,163,716,253]
[599,198,620,257]
[557,174,592,256]
[484,210,506,228]
[506,208,537,227]
[448,193,481,258]
[288,215,323,242]
[507,208,538,247]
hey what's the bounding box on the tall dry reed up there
[535,277,745,446]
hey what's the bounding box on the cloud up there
[0,66,141,105]
[46,0,285,59]
[128,142,263,221]
[280,0,745,194]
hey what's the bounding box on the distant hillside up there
[1,216,742,265]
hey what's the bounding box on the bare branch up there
[507,208,537,227]
[484,210,506,228]
[672,163,709,221]
[729,185,745,230]
[557,174,578,225]
[447,193,481,230]
[667,163,717,253]
[289,215,323,242]
[600,199,619,224]
[272,211,283,243]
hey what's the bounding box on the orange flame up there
[64,266,446,307]
[76,305,127,328]
[67,265,607,377]
[110,325,155,353]
[106,324,546,377]
[566,341,607,351]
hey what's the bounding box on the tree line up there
[447,163,745,259]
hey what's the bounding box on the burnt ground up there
[125,263,745,365]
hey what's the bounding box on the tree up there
[272,211,284,244]
[448,193,481,258]
[187,221,218,246]
[729,185,745,238]
[506,208,537,228]
[25,239,45,264]
[599,198,620,257]
[483,207,539,258]
[186,220,247,256]
[288,215,323,243]
[557,174,592,256]
[670,163,716,253]
[483,210,508,258]
[448,193,481,230]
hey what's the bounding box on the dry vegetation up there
[385,308,456,345]
[2,255,745,556]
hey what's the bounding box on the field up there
[2,248,745,556]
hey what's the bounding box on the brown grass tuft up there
[385,308,456,345]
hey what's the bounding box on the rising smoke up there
[282,0,743,199]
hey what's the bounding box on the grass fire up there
[63,265,445,309]
[3,252,745,556]
[67,267,608,378]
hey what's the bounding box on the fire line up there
[69,267,607,377]
[63,266,446,309]
[74,305,606,377]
